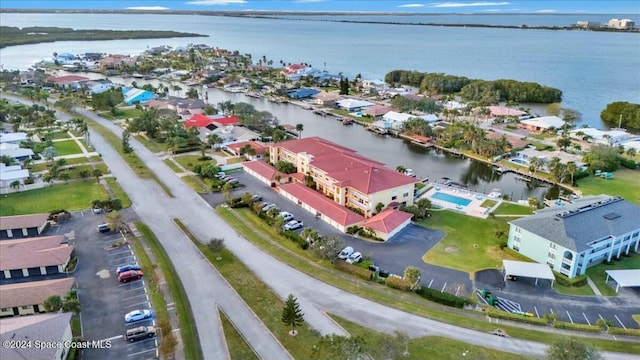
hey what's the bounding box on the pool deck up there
[420,183,503,218]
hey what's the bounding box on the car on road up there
[124,325,156,342]
[346,252,362,264]
[118,270,143,283]
[262,203,277,212]
[125,309,154,323]
[116,263,141,274]
[338,246,354,260]
[283,220,304,231]
[278,211,294,222]
[97,223,110,233]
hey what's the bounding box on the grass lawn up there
[332,315,536,360]
[53,140,83,156]
[575,169,640,204]
[492,202,534,216]
[553,282,595,296]
[420,211,519,274]
[181,175,209,193]
[226,157,245,165]
[0,181,108,215]
[105,178,132,208]
[30,157,96,173]
[135,134,167,153]
[586,252,640,296]
[44,131,70,140]
[100,108,144,120]
[219,310,259,360]
[480,199,498,208]
[174,155,216,171]
[163,159,183,173]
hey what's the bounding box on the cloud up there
[186,0,247,5]
[126,6,169,10]
[481,9,501,12]
[429,2,510,8]
[399,4,426,8]
[536,9,557,13]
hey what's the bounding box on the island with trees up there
[0,26,207,48]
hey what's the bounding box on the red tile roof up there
[0,278,75,308]
[278,183,365,227]
[275,136,358,158]
[212,116,239,126]
[184,114,213,129]
[242,160,276,181]
[227,141,268,155]
[327,163,417,194]
[0,213,49,231]
[0,235,72,270]
[290,172,305,183]
[48,75,89,84]
[409,135,431,143]
[361,209,413,234]
[364,105,393,117]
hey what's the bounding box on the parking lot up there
[201,170,473,297]
[53,209,158,360]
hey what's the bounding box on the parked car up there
[278,211,294,222]
[283,220,304,231]
[97,223,110,233]
[222,175,234,182]
[227,179,239,185]
[125,309,154,323]
[124,325,156,342]
[251,194,263,202]
[92,207,103,214]
[262,203,277,212]
[215,172,226,179]
[346,252,363,264]
[118,270,143,283]
[116,263,141,274]
[338,246,354,260]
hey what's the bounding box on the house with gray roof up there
[507,195,640,278]
[0,312,72,360]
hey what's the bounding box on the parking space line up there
[455,286,460,297]
[428,279,433,288]
[614,315,627,329]
[110,255,135,262]
[107,248,132,255]
[119,281,143,287]
[121,286,145,293]
[126,302,152,309]
[534,306,540,318]
[583,313,591,325]
[105,335,124,341]
[566,311,574,323]
[441,282,447,292]
[127,348,157,357]
[122,293,148,301]
[598,314,604,320]
[549,308,554,314]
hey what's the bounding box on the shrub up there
[485,308,548,326]
[24,177,34,185]
[553,321,600,332]
[503,248,536,262]
[608,327,640,337]
[553,272,588,287]
[415,286,466,308]
[346,225,361,234]
[282,230,307,249]
[333,261,373,281]
[385,276,413,291]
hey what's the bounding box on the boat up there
[131,72,144,79]
[342,117,354,125]
[487,189,503,199]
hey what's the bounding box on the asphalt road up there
[4,95,638,360]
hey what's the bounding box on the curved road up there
[4,95,638,360]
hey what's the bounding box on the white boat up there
[403,169,416,178]
[487,189,503,199]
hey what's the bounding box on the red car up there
[118,270,143,283]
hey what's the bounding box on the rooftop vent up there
[603,212,621,220]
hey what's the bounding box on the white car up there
[125,309,154,323]
[278,211,294,222]
[262,203,277,212]
[283,220,304,231]
[338,246,354,260]
[346,252,362,264]
[214,172,226,179]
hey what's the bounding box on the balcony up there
[562,258,572,266]
[560,268,571,276]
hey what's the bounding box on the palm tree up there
[626,147,637,158]
[295,123,304,139]
[528,156,543,173]
[9,180,20,192]
[395,165,406,174]
[566,161,577,185]
[92,168,103,182]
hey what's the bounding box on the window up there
[513,244,520,251]
[549,243,557,249]
[515,227,521,234]
[21,306,31,309]
[547,252,556,259]
[391,195,397,200]
[514,235,520,243]
[0,308,8,312]
[547,260,554,266]
[403,192,409,197]
[633,232,639,238]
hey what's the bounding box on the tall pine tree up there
[281,294,305,335]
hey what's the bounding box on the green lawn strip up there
[633,315,640,327]
[47,131,71,140]
[226,157,245,165]
[135,135,166,153]
[84,117,174,197]
[492,202,534,215]
[173,155,216,171]
[553,282,595,296]
[0,181,107,215]
[53,140,83,156]
[215,207,640,353]
[331,314,535,360]
[173,218,319,359]
[99,108,144,120]
[181,175,209,193]
[575,169,640,204]
[218,310,260,360]
[163,159,183,173]
[420,211,514,273]
[480,199,498,208]
[586,253,640,296]
[104,178,132,208]
[134,222,202,360]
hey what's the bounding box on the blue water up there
[510,158,530,166]
[432,192,472,206]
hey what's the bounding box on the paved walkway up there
[587,277,604,296]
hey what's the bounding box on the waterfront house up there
[212,125,261,143]
[336,98,374,112]
[312,91,340,107]
[519,116,565,132]
[382,111,415,130]
[0,313,73,360]
[47,75,90,91]
[269,137,418,217]
[512,147,585,170]
[569,127,633,146]
[0,235,73,279]
[0,278,75,317]
[488,106,526,118]
[364,105,393,120]
[226,141,268,160]
[122,87,157,106]
[78,79,113,94]
[607,18,636,29]
[0,164,30,189]
[287,88,320,99]
[98,54,130,71]
[166,97,208,117]
[507,195,640,278]
[0,214,49,240]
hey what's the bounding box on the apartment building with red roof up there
[0,235,73,279]
[361,208,413,240]
[0,278,75,317]
[269,137,417,218]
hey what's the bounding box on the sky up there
[1,0,639,14]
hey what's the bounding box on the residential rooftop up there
[0,313,72,360]
[0,213,49,231]
[0,277,75,309]
[0,235,72,270]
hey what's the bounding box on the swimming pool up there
[431,192,472,206]
[510,158,529,166]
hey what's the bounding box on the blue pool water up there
[431,192,472,206]
[510,158,529,166]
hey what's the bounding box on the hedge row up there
[608,327,640,337]
[282,230,308,250]
[384,276,413,291]
[553,321,600,333]
[485,308,548,326]
[333,261,374,281]
[416,287,466,309]
[553,272,588,287]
